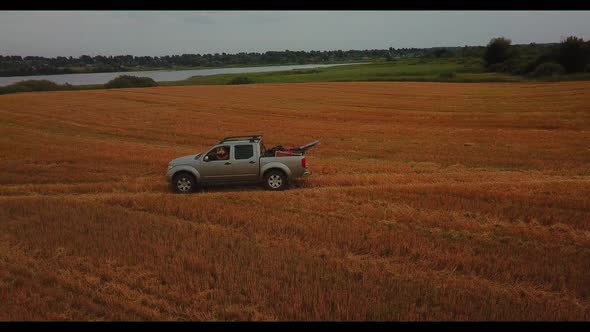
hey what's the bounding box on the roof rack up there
[219,135,263,143]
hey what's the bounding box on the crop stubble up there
[0,81,589,320]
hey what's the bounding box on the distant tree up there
[431,48,452,58]
[227,76,254,85]
[104,75,158,89]
[438,71,456,79]
[530,62,565,77]
[557,36,589,73]
[484,37,514,67]
[0,80,61,94]
[79,55,93,64]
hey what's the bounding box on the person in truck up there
[215,146,229,160]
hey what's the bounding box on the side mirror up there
[203,155,209,162]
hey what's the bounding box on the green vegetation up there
[0,80,86,95]
[155,36,590,86]
[0,80,65,94]
[227,76,255,85]
[162,59,521,86]
[484,37,515,67]
[1,36,590,95]
[438,71,457,80]
[104,75,158,89]
[0,49,412,77]
[483,36,590,77]
[531,62,565,78]
[558,36,589,73]
[4,36,581,79]
[0,76,156,95]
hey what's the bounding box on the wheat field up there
[1,81,589,320]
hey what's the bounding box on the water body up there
[0,63,362,87]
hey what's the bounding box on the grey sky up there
[1,11,589,57]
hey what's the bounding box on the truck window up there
[206,145,231,161]
[234,145,254,160]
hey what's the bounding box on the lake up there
[0,63,361,87]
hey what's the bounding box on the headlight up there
[168,164,173,170]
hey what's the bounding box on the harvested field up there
[1,81,589,320]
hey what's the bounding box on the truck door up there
[199,145,235,183]
[231,143,259,182]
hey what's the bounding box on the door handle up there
[224,162,231,165]
[249,161,255,164]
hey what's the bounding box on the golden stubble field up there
[1,81,589,320]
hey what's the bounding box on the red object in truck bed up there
[275,149,301,157]
[273,140,320,157]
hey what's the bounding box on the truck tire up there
[264,170,288,191]
[172,172,196,194]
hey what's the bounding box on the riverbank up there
[0,63,364,87]
[0,61,370,78]
[163,60,521,86]
[2,59,590,95]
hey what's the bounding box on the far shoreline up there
[0,61,370,79]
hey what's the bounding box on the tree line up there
[481,36,590,77]
[0,49,426,77]
[419,35,589,77]
[1,37,587,78]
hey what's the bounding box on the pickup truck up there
[166,135,319,193]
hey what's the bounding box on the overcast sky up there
[0,11,589,57]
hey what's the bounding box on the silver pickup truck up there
[166,135,319,193]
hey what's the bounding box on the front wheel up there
[172,172,196,194]
[264,170,288,191]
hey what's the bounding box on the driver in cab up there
[211,146,229,161]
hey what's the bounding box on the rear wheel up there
[264,170,288,191]
[172,172,196,194]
